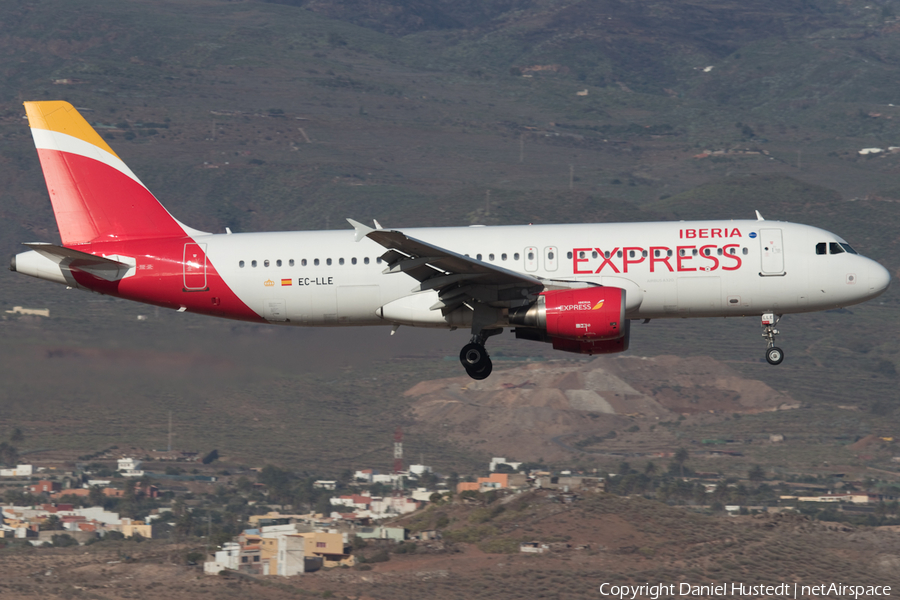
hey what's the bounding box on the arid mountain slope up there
[405,355,797,461]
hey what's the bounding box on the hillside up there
[0,0,898,479]
[3,490,899,599]
[405,355,798,462]
[292,491,900,599]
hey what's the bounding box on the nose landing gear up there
[761,313,784,365]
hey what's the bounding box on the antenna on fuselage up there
[755,210,765,221]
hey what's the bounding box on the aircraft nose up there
[869,260,891,296]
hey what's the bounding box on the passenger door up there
[759,228,785,275]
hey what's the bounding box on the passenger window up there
[604,251,610,259]
[691,249,698,256]
[667,250,673,257]
[289,259,295,267]
[489,253,495,261]
[501,253,507,261]
[591,251,598,259]
[314,259,320,266]
[566,252,571,259]
[729,248,736,255]
[703,248,710,256]
[376,257,383,264]
[616,250,622,258]
[629,250,635,258]
[251,260,257,267]
[654,249,660,258]
[548,251,554,260]
[239,260,245,268]
[679,249,686,257]
[816,242,826,255]
[301,259,307,266]
[642,250,648,258]
[276,259,282,267]
[339,258,344,265]
[477,254,483,261]
[351,257,357,265]
[264,260,270,267]
[742,248,749,255]
[829,243,844,254]
[364,257,370,264]
[327,258,333,265]
[717,248,723,256]
[529,252,535,260]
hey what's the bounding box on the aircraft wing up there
[348,219,544,313]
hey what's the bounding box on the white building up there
[372,473,401,485]
[117,458,144,478]
[74,507,122,526]
[354,469,375,483]
[313,480,336,490]
[329,495,372,510]
[369,496,418,518]
[205,542,240,574]
[489,457,522,472]
[5,306,49,317]
[408,464,432,476]
[0,465,33,477]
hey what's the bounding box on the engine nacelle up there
[510,286,630,355]
[509,286,625,340]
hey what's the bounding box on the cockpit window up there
[816,242,826,255]
[829,242,844,255]
[839,243,858,255]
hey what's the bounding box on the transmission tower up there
[393,427,404,495]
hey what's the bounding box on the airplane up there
[9,101,892,379]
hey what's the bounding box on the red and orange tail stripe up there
[25,101,194,246]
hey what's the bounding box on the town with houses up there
[2,449,900,579]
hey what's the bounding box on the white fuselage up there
[198,219,889,327]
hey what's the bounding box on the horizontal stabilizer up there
[24,242,132,281]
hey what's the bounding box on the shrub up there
[51,534,78,547]
[362,551,390,563]
[478,538,521,554]
[443,526,499,544]
[393,542,417,554]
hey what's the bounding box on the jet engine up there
[509,286,630,355]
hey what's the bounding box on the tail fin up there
[24,101,206,246]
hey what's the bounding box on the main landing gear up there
[761,313,784,365]
[460,328,501,380]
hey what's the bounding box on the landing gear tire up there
[460,343,489,370]
[761,313,784,366]
[466,360,493,380]
[766,346,784,365]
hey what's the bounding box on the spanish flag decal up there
[281,278,292,286]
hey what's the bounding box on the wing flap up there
[348,220,544,306]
